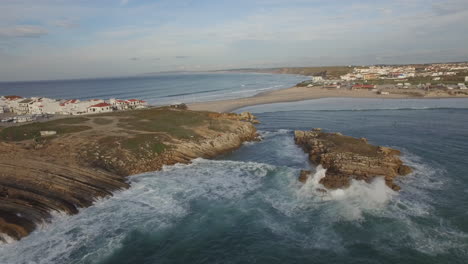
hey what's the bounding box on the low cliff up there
[294,129,412,191]
[0,108,259,242]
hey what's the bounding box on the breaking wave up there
[1,127,467,263]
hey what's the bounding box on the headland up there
[0,107,259,242]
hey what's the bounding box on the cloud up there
[432,0,468,15]
[120,0,130,6]
[52,19,79,28]
[175,56,190,59]
[0,25,48,38]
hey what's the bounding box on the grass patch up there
[275,66,353,78]
[99,134,168,156]
[122,134,167,155]
[107,108,209,139]
[0,123,91,141]
[46,117,90,125]
[93,118,113,125]
[0,117,91,141]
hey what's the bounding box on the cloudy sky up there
[1,0,468,81]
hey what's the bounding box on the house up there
[126,99,147,109]
[87,102,113,113]
[311,76,323,83]
[458,83,467,90]
[17,99,34,114]
[109,98,129,110]
[3,95,24,113]
[465,76,468,83]
[363,73,379,80]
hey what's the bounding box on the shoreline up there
[188,86,468,113]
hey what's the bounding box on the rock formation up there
[294,129,412,191]
[0,109,259,242]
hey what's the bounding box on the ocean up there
[0,72,308,105]
[1,74,468,264]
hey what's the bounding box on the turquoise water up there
[1,96,468,263]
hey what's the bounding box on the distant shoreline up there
[188,86,468,113]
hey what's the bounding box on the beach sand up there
[189,86,466,113]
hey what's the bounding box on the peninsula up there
[0,107,259,242]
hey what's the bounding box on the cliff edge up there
[0,108,259,242]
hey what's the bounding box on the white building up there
[126,99,147,109]
[311,76,323,83]
[465,76,468,83]
[109,98,129,110]
[87,102,113,113]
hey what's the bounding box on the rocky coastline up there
[0,108,259,242]
[294,129,412,191]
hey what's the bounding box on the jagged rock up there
[299,170,311,183]
[208,111,260,124]
[294,129,412,191]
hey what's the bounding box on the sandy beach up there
[188,86,468,113]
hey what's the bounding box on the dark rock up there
[299,170,311,183]
[294,129,412,191]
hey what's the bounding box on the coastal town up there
[0,96,147,124]
[299,62,468,96]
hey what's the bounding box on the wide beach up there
[188,85,468,112]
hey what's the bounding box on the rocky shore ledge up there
[294,129,412,191]
[0,108,259,242]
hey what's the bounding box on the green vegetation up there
[105,108,210,139]
[0,117,91,141]
[122,134,167,155]
[99,134,168,156]
[274,66,353,78]
[92,118,113,125]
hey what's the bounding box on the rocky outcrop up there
[208,112,260,124]
[0,110,258,242]
[294,129,412,191]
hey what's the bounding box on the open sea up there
[1,73,468,264]
[0,72,308,105]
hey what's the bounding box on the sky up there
[0,0,468,81]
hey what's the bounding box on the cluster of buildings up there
[338,63,468,84]
[0,96,147,116]
[340,66,417,81]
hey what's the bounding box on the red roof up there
[70,99,78,103]
[90,102,111,108]
[5,95,23,100]
[127,99,139,102]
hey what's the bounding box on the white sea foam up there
[295,166,396,220]
[1,144,466,262]
[0,159,276,264]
